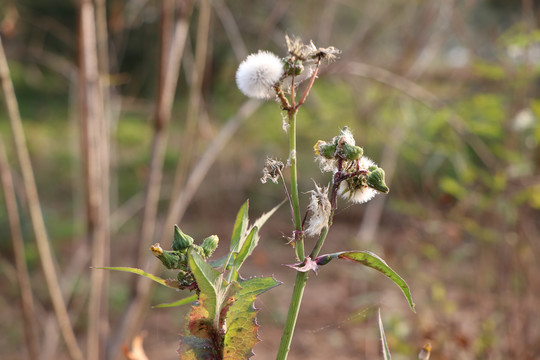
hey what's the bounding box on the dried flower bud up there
[305,183,331,237]
[261,158,284,184]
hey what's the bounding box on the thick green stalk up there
[277,109,306,360]
[288,110,304,261]
[276,271,307,360]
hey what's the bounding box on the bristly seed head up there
[261,158,285,184]
[305,182,331,237]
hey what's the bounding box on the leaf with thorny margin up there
[153,294,197,308]
[315,251,415,312]
[378,308,392,360]
[223,277,281,359]
[95,266,180,290]
[180,251,229,359]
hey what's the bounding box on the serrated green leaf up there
[230,200,249,252]
[153,294,197,308]
[223,277,281,359]
[378,308,391,360]
[95,266,179,289]
[338,251,415,312]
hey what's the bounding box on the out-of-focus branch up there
[171,0,212,202]
[342,62,442,109]
[0,136,40,360]
[109,2,194,359]
[0,36,84,360]
[212,0,247,60]
[79,0,109,359]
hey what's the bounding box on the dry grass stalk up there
[0,136,40,360]
[78,0,109,359]
[0,36,84,360]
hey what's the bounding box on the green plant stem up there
[288,110,305,261]
[276,271,307,360]
[309,226,329,259]
[277,109,306,360]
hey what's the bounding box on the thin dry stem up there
[171,0,211,202]
[111,2,194,358]
[79,0,109,358]
[0,136,40,360]
[0,36,84,360]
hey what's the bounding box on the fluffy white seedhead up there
[337,156,378,204]
[358,156,375,170]
[338,180,377,204]
[236,50,284,99]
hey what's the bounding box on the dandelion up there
[236,50,284,99]
[305,182,331,237]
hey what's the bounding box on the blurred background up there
[0,0,539,359]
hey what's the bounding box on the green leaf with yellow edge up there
[223,276,281,359]
[95,266,179,289]
[153,294,197,308]
[338,251,415,312]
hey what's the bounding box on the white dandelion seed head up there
[236,50,284,99]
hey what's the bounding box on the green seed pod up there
[173,225,194,251]
[201,235,219,258]
[342,143,363,161]
[150,243,183,269]
[367,168,390,193]
[314,140,336,159]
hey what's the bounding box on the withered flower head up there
[261,158,285,184]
